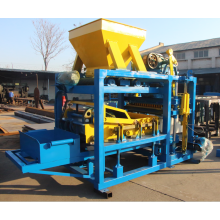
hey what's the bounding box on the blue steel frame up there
[55,69,197,190]
[5,68,197,192]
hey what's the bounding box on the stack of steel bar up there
[25,107,55,118]
[22,123,55,132]
[15,111,55,124]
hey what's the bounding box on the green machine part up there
[142,53,170,70]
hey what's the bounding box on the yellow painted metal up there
[130,61,135,71]
[182,115,188,152]
[180,93,190,116]
[107,41,126,69]
[166,49,178,70]
[85,123,119,143]
[128,44,146,71]
[85,124,96,143]
[166,49,178,96]
[126,103,163,110]
[64,108,74,119]
[84,119,157,144]
[104,117,133,124]
[166,49,175,76]
[180,92,190,152]
[127,112,158,121]
[69,18,146,77]
[70,100,94,107]
[84,108,93,119]
[72,54,83,72]
[70,103,159,143]
[106,106,126,117]
[156,119,159,132]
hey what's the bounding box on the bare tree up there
[62,47,77,71]
[31,19,68,71]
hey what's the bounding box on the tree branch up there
[30,19,68,71]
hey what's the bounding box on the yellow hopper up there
[69,18,147,77]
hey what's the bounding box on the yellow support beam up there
[128,44,147,71]
[166,49,178,96]
[107,40,127,69]
[166,49,178,75]
[180,92,190,152]
[182,115,188,152]
[166,49,174,76]
[180,93,190,115]
[72,54,83,72]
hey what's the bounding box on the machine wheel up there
[146,53,158,69]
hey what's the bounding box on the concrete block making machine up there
[5,19,211,198]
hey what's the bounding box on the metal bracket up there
[94,188,112,199]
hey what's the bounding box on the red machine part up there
[62,96,66,107]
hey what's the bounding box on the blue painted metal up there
[204,92,220,96]
[105,78,116,86]
[188,76,197,143]
[216,149,220,157]
[104,86,161,94]
[119,79,130,86]
[187,70,193,77]
[6,68,200,194]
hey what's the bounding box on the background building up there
[140,38,220,95]
[0,68,56,100]
[2,37,220,100]
[0,68,92,101]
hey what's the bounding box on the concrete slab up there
[0,134,220,201]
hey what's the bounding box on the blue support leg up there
[188,78,197,142]
[55,90,63,128]
[148,143,157,167]
[113,150,123,178]
[87,159,94,176]
[161,76,172,166]
[94,69,105,190]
